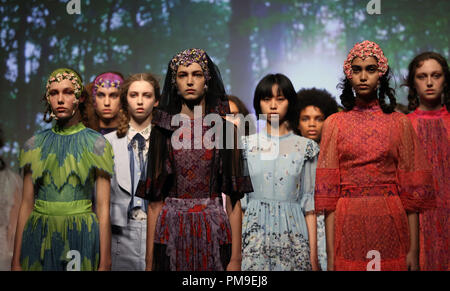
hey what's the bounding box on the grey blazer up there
[104,131,134,227]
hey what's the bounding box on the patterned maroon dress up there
[315,99,435,271]
[408,106,449,271]
[139,109,252,271]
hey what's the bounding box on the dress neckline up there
[354,98,381,112]
[52,122,85,136]
[413,106,448,119]
[261,129,294,140]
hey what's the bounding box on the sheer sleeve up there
[238,135,251,213]
[219,121,253,209]
[314,114,341,212]
[396,115,436,212]
[299,140,319,215]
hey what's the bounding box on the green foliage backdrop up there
[0,0,449,168]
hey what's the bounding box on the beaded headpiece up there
[344,40,389,79]
[169,48,210,84]
[92,72,124,98]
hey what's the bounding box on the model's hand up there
[226,259,241,271]
[97,262,111,271]
[406,249,419,271]
[11,264,22,271]
[310,256,320,271]
[327,258,334,271]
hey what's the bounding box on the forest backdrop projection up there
[0,0,449,168]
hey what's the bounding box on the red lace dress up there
[315,99,435,271]
[408,106,449,271]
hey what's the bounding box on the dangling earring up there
[204,84,208,91]
[47,97,58,120]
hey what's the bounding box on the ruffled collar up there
[52,122,85,135]
[354,98,381,112]
[413,106,448,119]
[128,123,152,144]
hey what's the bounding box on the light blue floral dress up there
[241,131,319,271]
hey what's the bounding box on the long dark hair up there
[338,67,397,114]
[404,52,450,112]
[227,95,254,136]
[253,73,300,133]
[147,50,231,197]
[159,52,229,116]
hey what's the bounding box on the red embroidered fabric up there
[315,100,435,270]
[408,106,449,271]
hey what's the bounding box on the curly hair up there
[338,67,397,114]
[42,68,90,126]
[404,52,450,112]
[296,88,339,119]
[85,71,125,132]
[116,73,161,138]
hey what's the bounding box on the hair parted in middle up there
[253,73,300,134]
[403,51,450,112]
[160,48,229,116]
[116,73,161,138]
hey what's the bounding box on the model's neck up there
[265,120,290,137]
[180,97,206,119]
[57,111,81,128]
[418,97,442,111]
[356,93,377,104]
[129,115,152,132]
[99,116,119,129]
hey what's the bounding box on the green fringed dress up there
[18,122,114,271]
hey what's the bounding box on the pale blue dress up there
[241,131,319,271]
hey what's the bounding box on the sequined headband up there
[92,72,124,98]
[344,40,389,79]
[46,68,84,100]
[169,48,210,84]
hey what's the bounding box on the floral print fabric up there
[241,131,319,271]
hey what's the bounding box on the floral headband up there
[45,68,84,120]
[92,72,124,98]
[169,48,211,84]
[46,68,84,100]
[344,40,389,79]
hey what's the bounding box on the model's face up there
[176,63,206,101]
[48,79,80,120]
[95,87,121,120]
[298,106,325,142]
[414,59,445,104]
[350,57,380,99]
[127,81,159,122]
[260,84,289,124]
[225,100,241,126]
